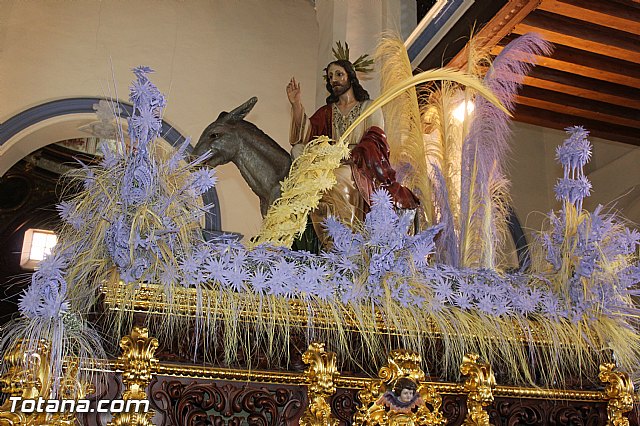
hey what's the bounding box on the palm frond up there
[375,32,434,223]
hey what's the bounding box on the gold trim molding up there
[144,361,611,402]
[102,283,572,347]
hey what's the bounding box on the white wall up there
[0,0,319,238]
[509,122,640,244]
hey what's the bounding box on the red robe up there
[309,105,419,210]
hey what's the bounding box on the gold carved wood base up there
[600,363,635,426]
[1,329,637,425]
[300,342,339,426]
[108,326,158,426]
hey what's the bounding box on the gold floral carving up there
[0,340,98,426]
[460,354,496,426]
[0,340,49,426]
[599,363,635,426]
[49,360,96,425]
[108,326,158,426]
[354,349,446,425]
[300,342,339,426]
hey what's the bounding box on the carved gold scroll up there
[460,353,496,426]
[0,340,50,426]
[300,342,339,426]
[107,326,158,426]
[599,363,635,426]
[0,339,98,426]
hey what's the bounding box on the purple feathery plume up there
[459,33,552,267]
[461,33,553,192]
[430,163,459,266]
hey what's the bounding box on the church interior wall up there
[0,0,319,238]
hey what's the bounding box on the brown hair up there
[324,59,370,104]
[393,377,418,396]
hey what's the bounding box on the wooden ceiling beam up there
[514,10,640,63]
[524,66,640,109]
[538,0,640,33]
[492,40,640,88]
[516,86,640,128]
[513,105,640,146]
[447,0,541,70]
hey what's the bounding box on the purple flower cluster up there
[554,126,592,211]
[556,125,591,173]
[56,201,84,230]
[554,177,591,206]
[128,66,166,148]
[18,67,222,319]
[326,188,442,305]
[99,140,121,168]
[121,154,156,206]
[19,253,70,319]
[186,168,218,197]
[540,126,640,322]
[424,267,532,316]
[540,209,565,270]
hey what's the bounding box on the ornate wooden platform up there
[1,326,638,425]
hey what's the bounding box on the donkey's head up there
[193,97,258,167]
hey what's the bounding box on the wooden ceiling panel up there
[431,0,640,145]
[492,39,640,88]
[524,67,640,109]
[537,0,640,33]
[514,10,640,63]
[516,86,640,128]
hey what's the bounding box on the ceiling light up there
[453,100,475,122]
[20,229,57,270]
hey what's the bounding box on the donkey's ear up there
[215,111,228,122]
[227,97,258,122]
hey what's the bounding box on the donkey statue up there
[192,97,292,217]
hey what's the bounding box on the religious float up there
[0,34,638,425]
